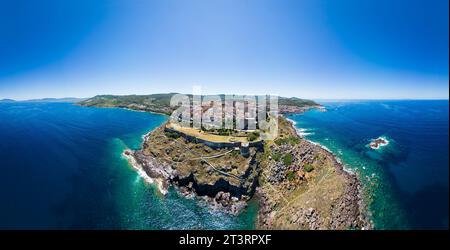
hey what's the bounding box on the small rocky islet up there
[369,137,389,150]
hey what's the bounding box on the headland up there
[79,93,372,229]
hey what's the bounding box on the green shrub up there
[272,152,282,161]
[217,128,232,136]
[287,170,296,181]
[288,136,300,145]
[283,153,293,166]
[274,136,300,146]
[304,164,314,172]
[247,131,260,141]
[165,131,180,139]
[262,144,271,160]
[274,137,286,145]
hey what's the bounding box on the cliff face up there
[127,125,261,214]
[170,150,260,199]
[125,118,371,229]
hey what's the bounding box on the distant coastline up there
[0,97,87,103]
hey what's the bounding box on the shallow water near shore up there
[289,100,449,229]
[0,102,257,229]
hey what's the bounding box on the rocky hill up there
[78,93,321,115]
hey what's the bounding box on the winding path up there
[152,134,243,181]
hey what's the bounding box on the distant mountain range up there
[0,97,87,103]
[78,93,320,115]
[2,94,321,115]
[0,99,16,103]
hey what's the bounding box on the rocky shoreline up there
[255,117,372,229]
[123,148,253,215]
[122,126,259,215]
[256,140,372,229]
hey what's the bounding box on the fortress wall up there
[164,127,264,150]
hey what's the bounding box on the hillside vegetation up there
[78,93,320,115]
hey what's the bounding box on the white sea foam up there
[297,128,354,174]
[368,136,389,150]
[286,118,315,137]
[135,165,155,184]
[286,117,297,126]
[286,115,356,175]
[297,128,315,136]
[306,139,332,152]
[122,150,168,195]
[122,151,154,184]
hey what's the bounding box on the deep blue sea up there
[0,102,257,229]
[289,100,449,229]
[0,101,447,229]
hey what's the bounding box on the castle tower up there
[240,142,250,157]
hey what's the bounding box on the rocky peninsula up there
[79,94,372,229]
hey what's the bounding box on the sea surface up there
[0,101,447,229]
[289,100,449,229]
[0,102,257,229]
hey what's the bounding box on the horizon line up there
[1,94,449,102]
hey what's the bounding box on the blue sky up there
[0,0,448,100]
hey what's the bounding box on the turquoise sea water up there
[289,100,449,229]
[0,102,257,229]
